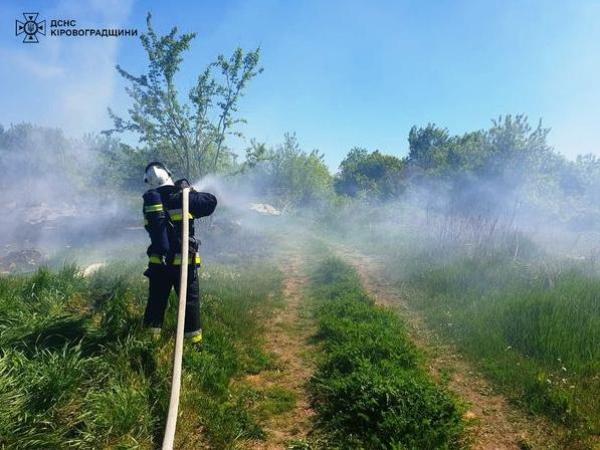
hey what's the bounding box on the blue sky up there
[1,0,599,170]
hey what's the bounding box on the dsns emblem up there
[16,13,46,43]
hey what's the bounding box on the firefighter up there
[142,161,217,345]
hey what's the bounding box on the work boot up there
[185,329,203,349]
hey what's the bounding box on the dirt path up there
[335,246,562,450]
[244,251,316,449]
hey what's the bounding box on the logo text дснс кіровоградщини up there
[15,13,138,43]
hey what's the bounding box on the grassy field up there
[307,256,464,449]
[0,260,283,449]
[340,209,600,447]
[402,251,600,445]
[4,214,599,448]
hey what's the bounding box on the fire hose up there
[162,187,190,450]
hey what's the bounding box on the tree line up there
[2,14,600,228]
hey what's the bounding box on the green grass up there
[176,264,283,448]
[0,264,158,449]
[0,261,283,449]
[402,251,600,444]
[308,257,464,449]
[333,205,600,445]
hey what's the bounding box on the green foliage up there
[239,133,334,208]
[107,13,262,179]
[309,258,463,449]
[0,123,91,201]
[8,109,600,230]
[0,262,282,448]
[485,115,551,178]
[175,264,282,446]
[406,115,567,217]
[0,123,70,178]
[408,116,550,180]
[339,199,600,445]
[335,147,407,200]
[0,123,146,198]
[89,133,149,191]
[0,265,154,449]
[408,123,453,173]
[402,248,600,442]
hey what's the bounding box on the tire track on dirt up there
[334,245,562,450]
[245,251,316,449]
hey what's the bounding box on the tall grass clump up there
[309,257,464,449]
[0,261,283,449]
[0,264,159,449]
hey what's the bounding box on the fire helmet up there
[144,161,174,188]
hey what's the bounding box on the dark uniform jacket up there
[143,179,217,265]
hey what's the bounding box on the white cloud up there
[0,49,64,79]
[0,0,135,135]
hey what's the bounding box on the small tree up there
[239,133,333,208]
[335,147,406,200]
[408,124,451,171]
[106,13,262,179]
